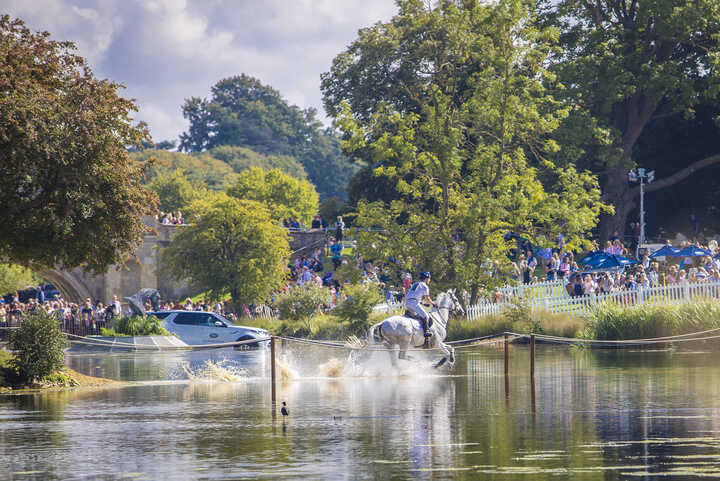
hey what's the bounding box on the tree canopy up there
[227,167,319,226]
[179,74,357,200]
[323,0,607,300]
[158,193,289,309]
[0,16,156,272]
[147,169,204,214]
[540,0,720,239]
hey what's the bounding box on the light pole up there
[628,167,655,258]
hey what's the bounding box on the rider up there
[405,271,436,347]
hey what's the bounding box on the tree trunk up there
[598,166,636,243]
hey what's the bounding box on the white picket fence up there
[466,281,720,320]
[498,279,567,300]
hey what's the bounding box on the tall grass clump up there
[584,299,720,340]
[447,298,585,341]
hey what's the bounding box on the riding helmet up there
[420,271,431,280]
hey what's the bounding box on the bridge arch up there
[33,266,94,303]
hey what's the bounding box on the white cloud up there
[2,0,398,141]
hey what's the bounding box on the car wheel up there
[234,335,259,350]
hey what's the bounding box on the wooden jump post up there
[530,333,536,378]
[270,336,277,405]
[504,334,509,374]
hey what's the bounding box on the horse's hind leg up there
[398,342,412,361]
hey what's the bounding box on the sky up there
[3,0,398,142]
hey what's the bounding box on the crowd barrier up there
[466,280,720,319]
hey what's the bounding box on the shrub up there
[334,283,383,333]
[274,284,330,322]
[109,315,169,336]
[10,310,68,383]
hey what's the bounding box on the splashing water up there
[276,357,299,381]
[319,358,347,378]
[181,360,247,382]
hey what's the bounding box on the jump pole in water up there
[270,336,277,406]
[530,333,536,378]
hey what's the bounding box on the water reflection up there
[1,347,720,479]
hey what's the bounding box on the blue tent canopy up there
[676,245,712,257]
[579,252,637,269]
[577,251,605,265]
[649,245,681,258]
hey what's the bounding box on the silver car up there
[148,310,270,348]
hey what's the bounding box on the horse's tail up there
[367,322,383,346]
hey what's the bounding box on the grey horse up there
[355,289,464,370]
[124,289,161,316]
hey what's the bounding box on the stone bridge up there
[42,218,327,303]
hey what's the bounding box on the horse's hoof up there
[433,357,447,369]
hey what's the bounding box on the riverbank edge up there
[0,350,122,393]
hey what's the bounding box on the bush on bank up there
[9,310,68,383]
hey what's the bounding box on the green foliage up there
[334,283,384,332]
[158,193,290,310]
[134,149,237,190]
[147,169,204,213]
[319,197,344,223]
[540,0,720,235]
[0,16,156,272]
[179,74,357,199]
[9,310,68,383]
[584,300,720,340]
[274,284,330,323]
[324,0,608,302]
[136,146,309,196]
[106,315,169,336]
[503,298,536,332]
[227,167,319,225]
[208,145,307,180]
[0,263,40,295]
[449,309,584,341]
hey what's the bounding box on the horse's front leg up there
[398,342,411,361]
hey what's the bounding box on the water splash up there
[276,357,299,381]
[319,358,346,378]
[181,360,247,382]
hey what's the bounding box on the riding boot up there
[421,319,432,348]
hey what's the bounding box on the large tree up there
[540,0,720,240]
[227,167,319,226]
[158,193,289,310]
[179,74,357,200]
[323,0,607,300]
[0,16,155,272]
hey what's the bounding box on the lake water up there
[2,342,720,480]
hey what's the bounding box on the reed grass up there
[583,299,720,340]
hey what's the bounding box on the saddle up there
[404,310,433,328]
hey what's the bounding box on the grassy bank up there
[583,300,720,340]
[0,349,119,392]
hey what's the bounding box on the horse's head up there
[445,289,464,316]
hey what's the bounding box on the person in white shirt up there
[405,272,436,347]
